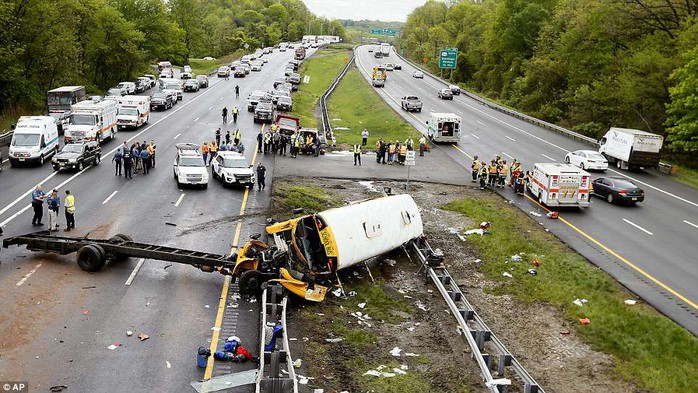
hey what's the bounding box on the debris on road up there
[389,347,402,357]
[165,222,177,226]
[547,211,559,219]
[293,358,302,368]
[138,333,150,341]
[164,263,172,269]
[49,386,68,392]
[211,327,221,332]
[166,360,171,368]
[81,286,96,290]
[573,298,588,307]
[126,331,133,337]
[81,309,89,315]
[107,343,122,350]
[529,211,542,217]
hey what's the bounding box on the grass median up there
[327,67,421,150]
[443,196,698,393]
[291,46,353,128]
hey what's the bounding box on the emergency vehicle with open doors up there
[426,112,461,143]
[527,163,591,208]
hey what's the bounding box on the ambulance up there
[231,194,424,301]
[116,95,151,129]
[527,163,591,208]
[65,99,118,143]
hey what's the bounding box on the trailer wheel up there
[77,244,107,272]
[111,233,132,242]
[239,270,265,297]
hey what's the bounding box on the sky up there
[302,0,431,22]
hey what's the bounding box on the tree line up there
[400,0,698,163]
[0,0,346,116]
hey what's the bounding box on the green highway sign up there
[371,28,397,36]
[439,49,457,69]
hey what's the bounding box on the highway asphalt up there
[355,46,698,335]
[0,48,308,392]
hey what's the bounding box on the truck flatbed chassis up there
[3,231,235,274]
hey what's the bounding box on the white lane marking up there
[0,172,58,218]
[102,191,118,205]
[208,106,213,111]
[0,77,226,227]
[608,168,698,208]
[1,158,8,164]
[683,220,698,229]
[502,152,514,159]
[166,361,172,369]
[125,258,146,286]
[219,97,223,101]
[174,133,181,140]
[476,120,484,125]
[194,117,200,122]
[505,135,516,142]
[16,263,42,286]
[470,133,480,140]
[541,153,556,161]
[623,219,653,235]
[174,193,185,207]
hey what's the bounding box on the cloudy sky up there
[302,0,430,22]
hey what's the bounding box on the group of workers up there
[257,124,319,158]
[202,128,246,164]
[29,185,76,232]
[113,140,157,179]
[373,136,426,165]
[472,155,529,194]
[221,105,239,124]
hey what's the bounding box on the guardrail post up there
[472,330,491,351]
[448,290,462,302]
[497,354,512,376]
[524,383,540,393]
[459,309,474,321]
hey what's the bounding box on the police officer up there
[222,107,228,123]
[123,151,133,179]
[31,185,45,226]
[256,163,267,191]
[257,130,263,153]
[113,149,123,176]
[215,128,221,146]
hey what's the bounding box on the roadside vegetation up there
[443,196,698,392]
[399,0,698,168]
[291,47,353,128]
[327,66,421,149]
[187,55,235,77]
[273,184,343,213]
[0,0,347,121]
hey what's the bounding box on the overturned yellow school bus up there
[232,194,423,301]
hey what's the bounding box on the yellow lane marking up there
[452,144,473,160]
[204,124,265,379]
[451,146,698,311]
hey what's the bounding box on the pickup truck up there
[401,95,422,112]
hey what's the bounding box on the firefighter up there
[498,160,508,188]
[509,159,520,187]
[515,169,526,195]
[418,135,426,156]
[488,160,498,186]
[470,155,480,182]
[478,162,488,190]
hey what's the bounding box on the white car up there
[385,63,395,71]
[250,62,263,72]
[203,56,216,61]
[117,82,136,95]
[565,150,608,171]
[413,71,424,79]
[173,143,209,188]
[211,151,255,188]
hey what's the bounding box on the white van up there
[8,116,59,167]
[117,95,151,129]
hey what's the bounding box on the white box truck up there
[527,163,591,208]
[116,95,151,129]
[426,112,462,143]
[598,127,663,170]
[65,99,118,143]
[8,116,59,167]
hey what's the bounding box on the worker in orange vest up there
[471,156,480,182]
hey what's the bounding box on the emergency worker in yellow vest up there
[478,162,488,190]
[488,160,498,186]
[471,156,480,182]
[353,143,362,166]
[498,160,508,188]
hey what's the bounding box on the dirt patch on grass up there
[277,177,637,393]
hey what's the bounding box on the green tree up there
[665,47,698,155]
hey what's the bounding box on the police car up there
[211,151,255,188]
[173,143,209,188]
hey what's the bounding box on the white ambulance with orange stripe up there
[116,95,151,129]
[65,98,118,144]
[528,163,591,207]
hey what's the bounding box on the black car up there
[196,75,209,88]
[276,96,293,112]
[253,102,274,124]
[183,79,200,92]
[52,141,101,171]
[273,77,287,89]
[151,92,173,110]
[592,177,645,205]
[438,88,454,100]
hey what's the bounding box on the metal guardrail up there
[0,131,12,147]
[391,49,598,147]
[409,238,544,393]
[256,284,298,393]
[319,47,356,137]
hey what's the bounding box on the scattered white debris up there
[363,370,384,377]
[510,255,522,262]
[390,347,402,357]
[325,338,344,343]
[211,327,221,332]
[332,288,344,297]
[297,375,313,384]
[204,305,210,308]
[358,181,380,193]
[529,211,543,217]
[448,228,467,242]
[107,344,120,350]
[401,364,409,370]
[313,389,325,393]
[316,313,325,316]
[166,361,171,369]
[403,295,413,299]
[384,259,397,267]
[624,299,637,306]
[392,367,407,375]
[464,228,484,236]
[126,331,133,337]
[486,378,512,387]
[289,338,298,341]
[348,291,357,297]
[474,259,482,264]
[248,297,257,303]
[358,302,366,309]
[427,289,433,294]
[415,301,428,311]
[573,298,588,307]
[405,352,419,357]
[293,359,302,368]
[502,272,513,278]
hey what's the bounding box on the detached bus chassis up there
[2,231,236,275]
